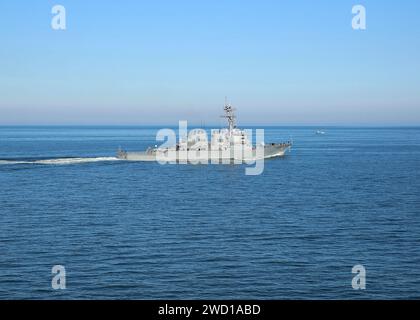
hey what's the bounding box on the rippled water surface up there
[1,126,419,299]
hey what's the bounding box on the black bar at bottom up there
[1,300,418,318]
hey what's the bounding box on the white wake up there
[0,157,120,166]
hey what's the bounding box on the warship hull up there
[117,144,291,162]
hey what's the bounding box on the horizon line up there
[1,123,420,128]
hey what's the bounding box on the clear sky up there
[0,0,419,125]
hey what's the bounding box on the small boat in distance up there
[316,130,326,135]
[117,101,292,162]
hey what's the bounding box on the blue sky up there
[0,0,419,125]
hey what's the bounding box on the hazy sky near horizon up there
[0,0,420,125]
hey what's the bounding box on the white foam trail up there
[0,160,29,165]
[0,157,120,166]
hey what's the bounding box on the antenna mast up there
[221,97,236,132]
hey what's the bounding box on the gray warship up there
[117,102,292,162]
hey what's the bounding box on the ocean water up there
[0,126,419,300]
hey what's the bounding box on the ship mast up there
[222,97,236,133]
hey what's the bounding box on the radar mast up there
[222,97,236,133]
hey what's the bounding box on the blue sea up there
[0,126,419,299]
